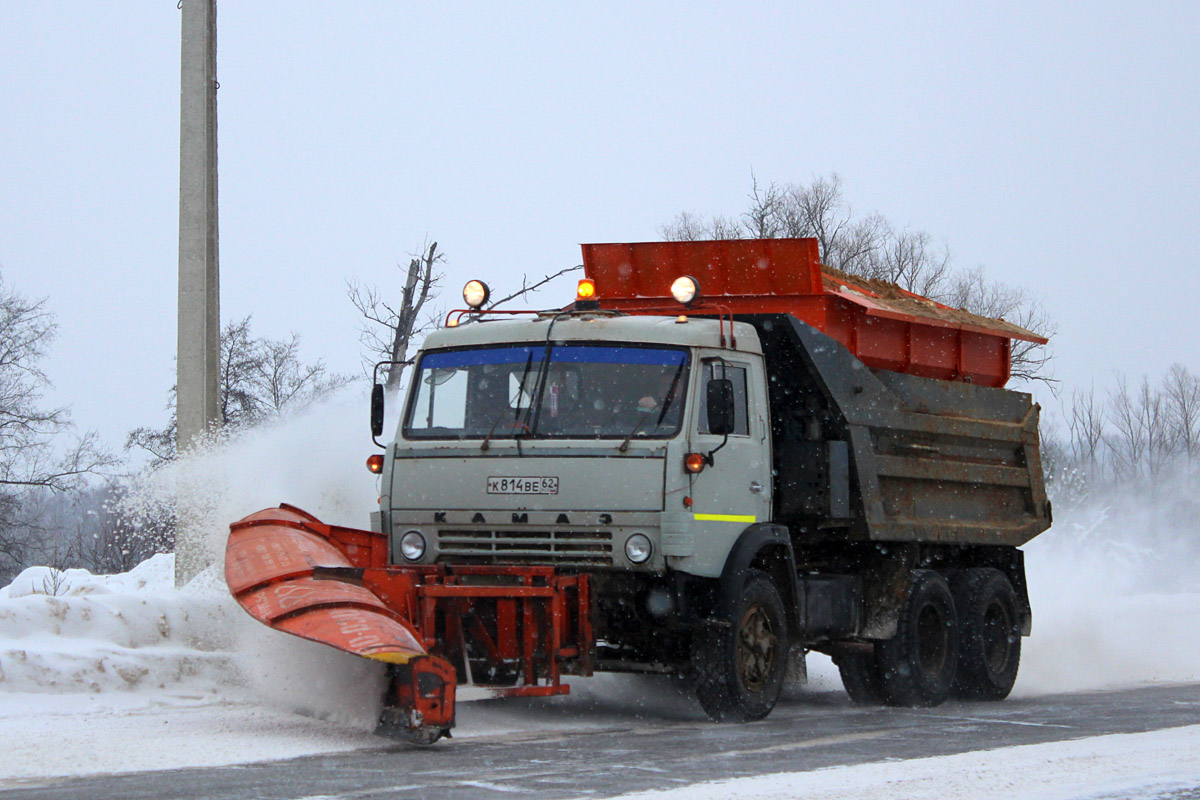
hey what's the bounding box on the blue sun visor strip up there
[419,345,686,370]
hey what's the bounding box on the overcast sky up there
[1,1,1197,450]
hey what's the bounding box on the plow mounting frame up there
[227,505,594,743]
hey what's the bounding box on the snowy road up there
[4,683,1199,800]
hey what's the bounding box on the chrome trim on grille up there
[436,529,614,566]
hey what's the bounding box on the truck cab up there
[380,313,772,584]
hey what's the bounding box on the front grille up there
[437,529,614,566]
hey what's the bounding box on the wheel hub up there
[916,604,948,675]
[737,605,776,691]
[982,599,1014,674]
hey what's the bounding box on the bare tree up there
[124,423,175,464]
[1163,364,1200,467]
[660,211,714,242]
[483,264,584,310]
[249,330,352,417]
[350,241,584,393]
[660,211,744,242]
[742,175,785,239]
[219,316,262,428]
[1106,375,1144,481]
[0,271,114,579]
[658,173,1055,384]
[1141,378,1170,482]
[661,173,942,292]
[1106,375,1170,484]
[1066,385,1106,476]
[945,266,1056,386]
[127,316,351,463]
[828,214,889,276]
[663,173,866,264]
[349,241,444,393]
[865,227,952,297]
[79,492,173,576]
[789,173,855,263]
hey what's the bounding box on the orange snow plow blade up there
[226,504,595,744]
[226,505,456,741]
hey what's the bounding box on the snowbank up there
[0,554,233,695]
[614,725,1200,800]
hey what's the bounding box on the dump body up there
[750,314,1050,547]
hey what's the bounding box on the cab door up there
[687,356,772,540]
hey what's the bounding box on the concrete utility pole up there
[176,0,220,585]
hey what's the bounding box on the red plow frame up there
[226,505,593,743]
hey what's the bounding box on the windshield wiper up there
[481,351,534,451]
[618,361,685,452]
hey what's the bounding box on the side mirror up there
[706,378,735,436]
[370,383,385,438]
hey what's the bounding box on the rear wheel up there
[877,569,958,707]
[835,647,887,705]
[693,570,789,722]
[951,568,1021,700]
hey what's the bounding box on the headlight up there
[399,530,427,561]
[462,280,490,309]
[670,275,700,306]
[624,533,652,564]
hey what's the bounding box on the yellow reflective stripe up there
[365,652,416,665]
[693,513,757,523]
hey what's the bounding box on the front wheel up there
[693,570,789,722]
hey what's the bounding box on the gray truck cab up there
[378,312,771,584]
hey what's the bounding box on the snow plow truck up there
[226,238,1051,743]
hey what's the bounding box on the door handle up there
[749,481,764,493]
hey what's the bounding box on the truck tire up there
[950,568,1021,700]
[835,647,887,705]
[693,569,789,722]
[877,569,957,707]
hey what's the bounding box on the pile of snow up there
[0,554,232,695]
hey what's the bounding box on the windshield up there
[403,343,689,440]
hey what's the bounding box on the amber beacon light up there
[367,454,385,474]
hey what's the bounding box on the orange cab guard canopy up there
[580,239,1046,388]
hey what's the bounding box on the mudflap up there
[226,505,595,743]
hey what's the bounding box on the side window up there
[698,362,749,436]
[409,367,468,429]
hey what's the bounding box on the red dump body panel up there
[581,239,1045,388]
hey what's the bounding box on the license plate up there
[486,476,559,495]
